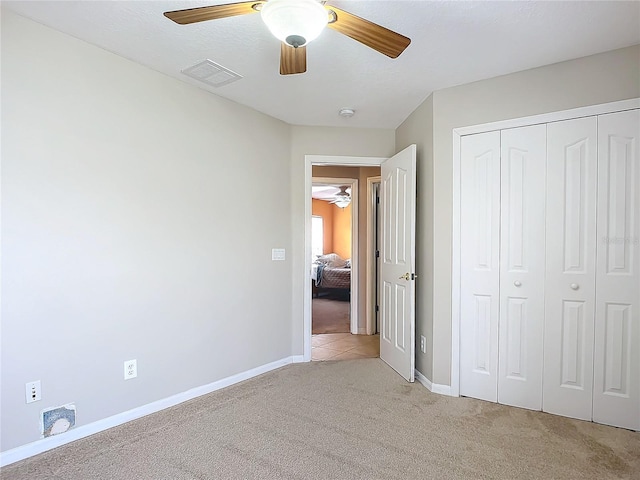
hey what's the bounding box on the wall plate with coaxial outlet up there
[124,359,137,380]
[26,380,42,403]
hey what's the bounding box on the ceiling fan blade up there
[280,43,307,75]
[164,1,263,25]
[326,6,411,58]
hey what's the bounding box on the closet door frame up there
[451,98,640,398]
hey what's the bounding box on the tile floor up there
[311,333,380,361]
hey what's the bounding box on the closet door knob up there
[514,281,522,287]
[570,283,579,290]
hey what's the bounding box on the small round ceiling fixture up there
[339,108,355,118]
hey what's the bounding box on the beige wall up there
[292,129,395,348]
[1,11,292,451]
[395,94,434,378]
[397,44,640,385]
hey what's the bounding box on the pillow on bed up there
[344,259,351,268]
[316,253,346,268]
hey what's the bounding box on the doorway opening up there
[310,174,381,361]
[307,164,381,361]
[311,179,355,337]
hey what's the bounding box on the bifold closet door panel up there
[497,125,546,411]
[543,116,598,421]
[593,109,640,430]
[460,131,501,402]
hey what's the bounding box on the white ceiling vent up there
[181,60,242,88]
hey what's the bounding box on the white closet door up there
[498,125,546,410]
[460,131,501,402]
[543,117,598,421]
[593,109,640,430]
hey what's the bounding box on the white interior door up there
[460,131,501,402]
[380,145,416,382]
[593,109,640,430]
[543,116,598,421]
[497,125,546,410]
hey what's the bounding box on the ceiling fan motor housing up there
[286,34,306,48]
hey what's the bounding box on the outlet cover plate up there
[124,359,137,380]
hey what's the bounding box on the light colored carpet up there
[3,359,639,479]
[312,297,350,334]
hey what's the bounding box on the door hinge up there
[375,305,379,312]
[376,195,380,204]
[375,250,380,258]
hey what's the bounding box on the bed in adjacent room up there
[312,253,351,296]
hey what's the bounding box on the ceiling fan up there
[164,0,411,75]
[329,186,351,208]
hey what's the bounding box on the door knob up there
[570,283,579,290]
[399,273,410,281]
[514,281,522,287]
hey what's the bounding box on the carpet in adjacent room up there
[312,296,350,334]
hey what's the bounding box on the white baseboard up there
[291,355,306,363]
[1,356,297,467]
[414,369,454,397]
[357,328,367,335]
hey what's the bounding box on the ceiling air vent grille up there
[181,60,242,88]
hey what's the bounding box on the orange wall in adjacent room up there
[312,199,333,254]
[332,203,351,259]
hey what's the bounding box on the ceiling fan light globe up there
[261,0,328,47]
[334,198,351,209]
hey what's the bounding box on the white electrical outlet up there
[124,359,137,380]
[420,335,427,354]
[25,380,42,403]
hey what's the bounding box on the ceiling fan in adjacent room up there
[164,0,411,75]
[329,186,351,208]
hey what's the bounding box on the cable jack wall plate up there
[26,380,42,403]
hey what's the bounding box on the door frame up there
[312,176,359,335]
[366,176,381,335]
[451,98,640,397]
[304,155,385,361]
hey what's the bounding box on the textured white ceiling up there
[4,1,639,129]
[312,185,351,200]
